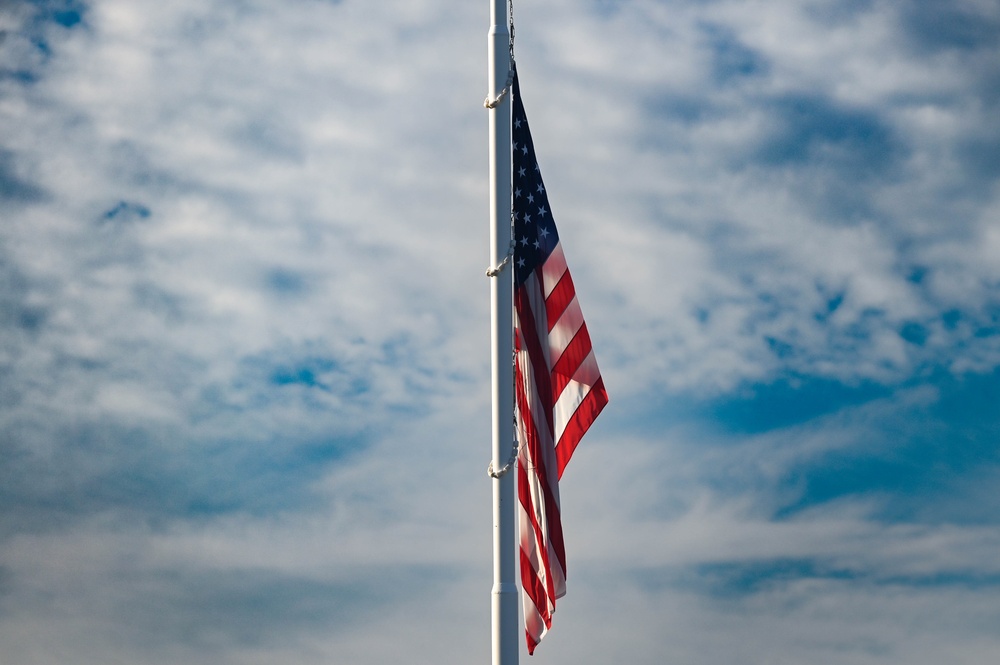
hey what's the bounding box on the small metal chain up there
[488,431,519,478]
[483,69,514,109]
[485,237,516,277]
[509,0,515,58]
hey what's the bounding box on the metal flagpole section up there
[486,0,516,664]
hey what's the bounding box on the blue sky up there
[2,0,1000,662]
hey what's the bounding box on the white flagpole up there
[486,1,516,664]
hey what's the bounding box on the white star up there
[539,226,550,238]
[524,214,532,224]
[518,166,526,177]
[538,205,547,217]
[520,235,529,246]
[521,145,528,155]
[517,256,526,268]
[514,117,522,128]
[534,162,540,171]
[533,239,540,249]
[536,183,544,193]
[527,193,534,204]
[514,188,521,198]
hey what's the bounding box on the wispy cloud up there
[2,0,1000,662]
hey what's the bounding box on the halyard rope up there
[486,1,519,480]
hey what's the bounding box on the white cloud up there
[2,0,1000,663]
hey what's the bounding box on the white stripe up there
[553,393,589,449]
[570,346,601,387]
[540,242,568,298]
[547,295,583,369]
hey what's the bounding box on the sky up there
[2,0,1000,663]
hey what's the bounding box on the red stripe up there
[526,631,540,656]
[550,322,593,399]
[545,270,575,332]
[555,376,608,478]
[540,242,568,297]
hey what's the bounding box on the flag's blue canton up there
[512,73,560,287]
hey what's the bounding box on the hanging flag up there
[511,70,609,655]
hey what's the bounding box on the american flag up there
[511,70,609,655]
